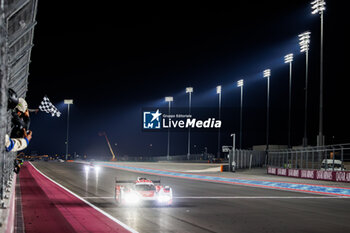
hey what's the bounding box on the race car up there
[115,177,173,206]
[84,161,101,173]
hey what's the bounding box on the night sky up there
[25,1,349,158]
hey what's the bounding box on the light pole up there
[165,96,173,160]
[186,87,193,159]
[263,69,271,153]
[311,0,326,146]
[216,85,222,158]
[284,53,294,148]
[237,79,244,149]
[299,31,311,147]
[64,99,73,160]
[230,133,236,172]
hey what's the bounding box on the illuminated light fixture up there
[263,69,271,78]
[299,31,311,53]
[285,53,294,148]
[237,79,244,149]
[237,79,244,87]
[312,0,326,146]
[186,87,193,93]
[64,99,73,104]
[216,85,222,157]
[165,96,173,160]
[284,53,294,63]
[186,87,193,159]
[216,85,222,94]
[165,96,173,102]
[298,32,311,147]
[311,0,326,15]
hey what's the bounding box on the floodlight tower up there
[216,85,222,158]
[311,0,326,146]
[299,31,311,147]
[237,79,244,149]
[284,53,294,148]
[165,96,173,160]
[64,99,73,160]
[263,69,271,152]
[186,87,193,160]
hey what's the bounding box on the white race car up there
[115,177,173,206]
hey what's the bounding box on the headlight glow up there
[94,166,101,173]
[124,192,140,204]
[158,194,172,203]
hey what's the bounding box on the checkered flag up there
[38,96,61,117]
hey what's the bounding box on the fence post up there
[341,146,344,171]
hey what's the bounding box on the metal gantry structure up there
[0,0,38,201]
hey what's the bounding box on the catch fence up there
[267,144,350,171]
[0,0,38,203]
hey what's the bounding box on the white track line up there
[80,196,347,199]
[174,196,347,199]
[29,162,138,233]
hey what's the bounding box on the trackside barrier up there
[267,167,350,183]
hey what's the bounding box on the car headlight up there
[84,165,90,172]
[94,166,101,173]
[124,192,140,204]
[158,194,171,203]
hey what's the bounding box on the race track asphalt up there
[31,161,350,233]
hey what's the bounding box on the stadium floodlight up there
[186,87,193,93]
[263,70,271,153]
[237,79,244,149]
[311,0,326,146]
[64,99,73,104]
[165,96,173,160]
[237,79,244,87]
[299,31,311,147]
[263,69,271,78]
[186,87,193,159]
[216,85,222,158]
[299,31,311,53]
[165,96,173,102]
[216,85,222,94]
[64,99,73,161]
[311,0,326,15]
[284,54,294,148]
[284,53,294,64]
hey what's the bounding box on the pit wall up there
[267,167,350,183]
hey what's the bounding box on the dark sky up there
[25,1,349,157]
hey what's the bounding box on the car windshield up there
[321,163,342,168]
[135,184,156,191]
